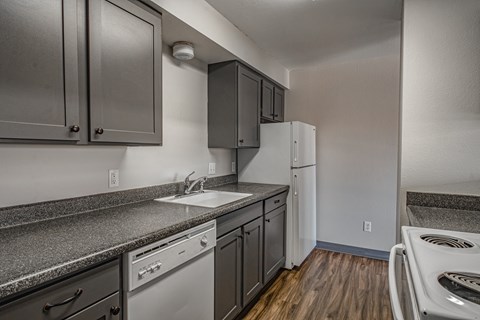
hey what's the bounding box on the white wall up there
[401,0,480,190]
[286,34,401,251]
[0,50,234,208]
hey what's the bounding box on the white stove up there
[389,226,480,320]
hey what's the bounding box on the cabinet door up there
[0,0,80,141]
[215,228,243,320]
[264,205,286,283]
[261,80,274,121]
[243,217,263,306]
[273,87,285,122]
[65,293,121,320]
[237,65,261,148]
[89,0,162,144]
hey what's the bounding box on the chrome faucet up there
[183,171,208,195]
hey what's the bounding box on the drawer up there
[65,292,121,320]
[0,259,120,320]
[217,201,263,238]
[264,192,287,213]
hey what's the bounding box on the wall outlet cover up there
[208,163,216,175]
[363,221,372,233]
[109,169,120,188]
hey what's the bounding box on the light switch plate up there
[109,169,120,188]
[208,163,216,175]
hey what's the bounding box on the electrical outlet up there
[109,169,119,188]
[231,161,236,173]
[208,163,216,175]
[363,221,372,232]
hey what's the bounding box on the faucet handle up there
[184,171,195,186]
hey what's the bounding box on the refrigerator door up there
[291,122,316,168]
[291,165,316,266]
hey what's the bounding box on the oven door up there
[389,244,419,320]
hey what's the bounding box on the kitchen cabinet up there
[88,0,162,144]
[215,228,243,320]
[215,202,263,320]
[0,0,162,145]
[242,217,264,306]
[208,61,261,148]
[264,205,286,283]
[0,259,121,320]
[0,0,80,142]
[261,80,285,123]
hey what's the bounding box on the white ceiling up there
[205,0,402,69]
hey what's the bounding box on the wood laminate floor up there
[244,249,393,320]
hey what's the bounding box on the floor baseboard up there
[316,241,389,261]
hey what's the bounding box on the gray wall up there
[286,34,401,251]
[0,50,234,208]
[401,0,480,190]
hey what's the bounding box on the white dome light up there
[172,41,195,61]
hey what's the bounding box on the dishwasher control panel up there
[125,220,216,291]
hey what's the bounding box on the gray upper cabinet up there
[273,87,285,122]
[88,0,162,144]
[208,61,261,148]
[0,0,80,142]
[261,80,285,123]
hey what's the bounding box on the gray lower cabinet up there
[208,61,261,148]
[215,228,243,320]
[0,0,80,142]
[242,217,264,306]
[0,259,121,320]
[88,0,162,144]
[215,202,264,320]
[264,205,286,283]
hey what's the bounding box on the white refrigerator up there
[238,121,316,269]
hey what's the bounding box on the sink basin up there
[155,190,252,208]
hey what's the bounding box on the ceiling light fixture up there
[172,41,195,61]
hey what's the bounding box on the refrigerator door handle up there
[294,141,298,163]
[293,174,298,196]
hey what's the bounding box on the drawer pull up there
[266,219,271,223]
[43,288,83,312]
[110,306,121,315]
[274,199,280,204]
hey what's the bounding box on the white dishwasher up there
[124,220,216,320]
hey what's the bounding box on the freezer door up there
[291,166,316,266]
[291,122,316,167]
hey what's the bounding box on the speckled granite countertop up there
[0,182,288,301]
[407,205,480,233]
[406,190,480,234]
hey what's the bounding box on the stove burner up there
[439,272,480,305]
[420,234,474,248]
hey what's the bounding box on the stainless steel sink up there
[155,190,252,208]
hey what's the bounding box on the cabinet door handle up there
[43,288,83,312]
[239,139,244,143]
[245,231,251,235]
[110,306,121,315]
[70,125,80,133]
[95,128,104,135]
[274,114,279,117]
[266,219,271,223]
